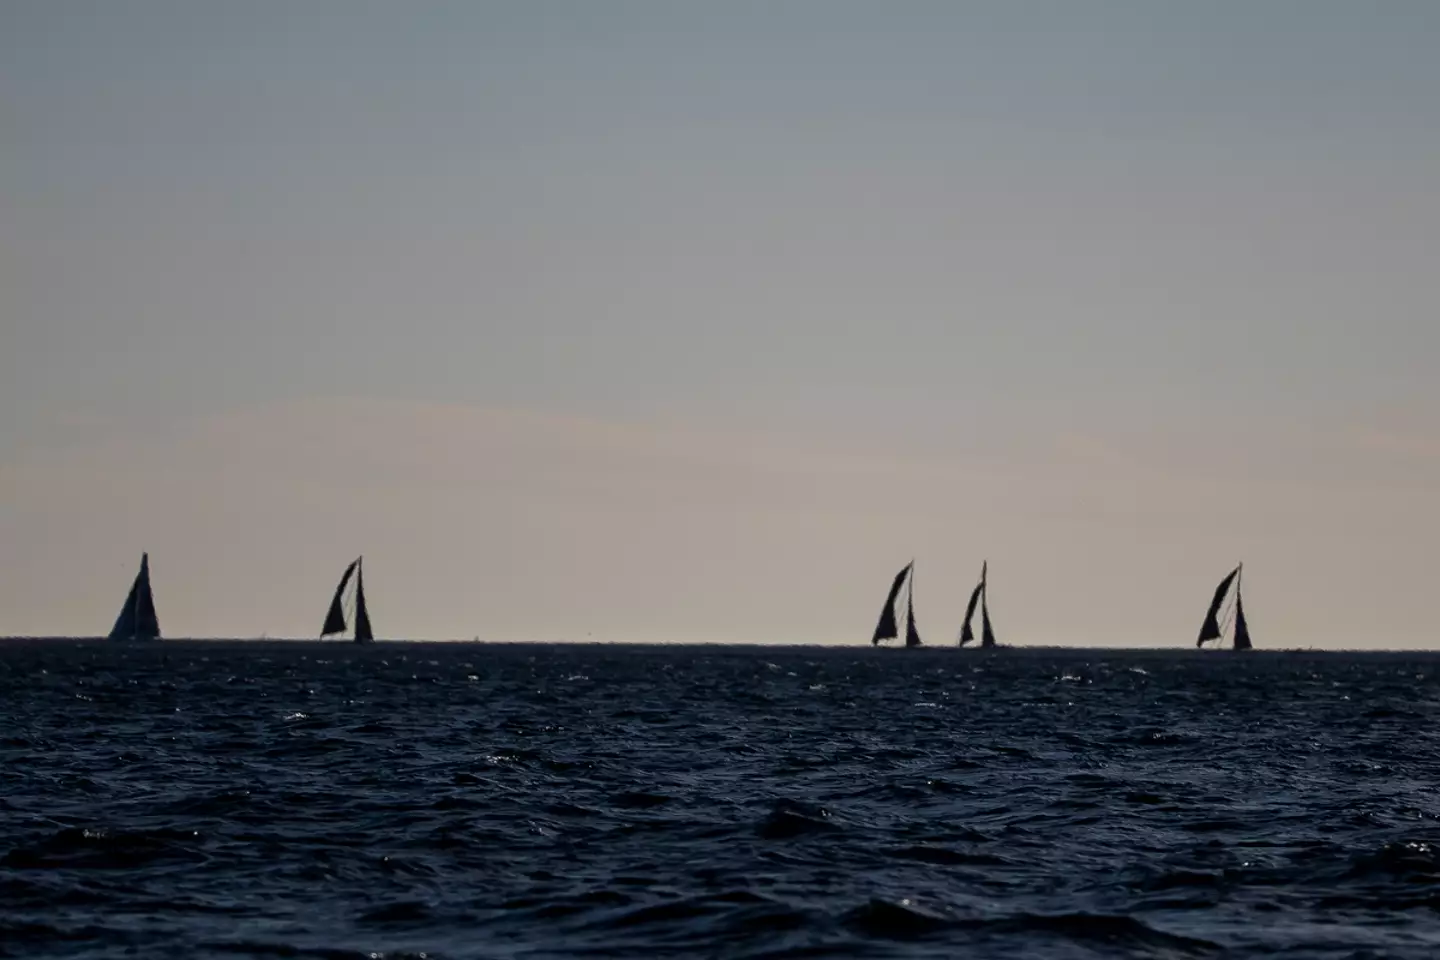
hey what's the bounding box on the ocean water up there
[4,641,1440,959]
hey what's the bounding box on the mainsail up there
[109,552,160,641]
[353,565,373,644]
[871,561,913,645]
[1233,593,1252,651]
[321,556,374,644]
[904,567,922,648]
[1196,563,1250,650]
[957,561,996,648]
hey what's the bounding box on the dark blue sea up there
[4,641,1440,959]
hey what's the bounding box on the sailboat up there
[321,556,374,644]
[108,552,161,641]
[957,561,997,648]
[1196,563,1251,650]
[871,561,922,647]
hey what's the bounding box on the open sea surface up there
[4,640,1440,958]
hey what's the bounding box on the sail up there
[321,559,359,636]
[1196,566,1240,646]
[109,553,160,641]
[1233,592,1252,650]
[904,575,922,648]
[110,584,139,639]
[957,561,987,646]
[980,562,995,648]
[871,562,912,645]
[133,556,160,640]
[353,561,373,643]
[958,581,983,646]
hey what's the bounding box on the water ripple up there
[4,640,1440,957]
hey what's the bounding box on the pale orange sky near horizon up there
[3,4,1438,646]
[4,397,1438,647]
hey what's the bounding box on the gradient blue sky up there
[3,2,1438,644]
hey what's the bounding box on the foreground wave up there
[4,641,1440,958]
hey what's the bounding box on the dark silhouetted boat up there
[957,560,997,648]
[872,561,921,648]
[1196,563,1251,650]
[321,556,374,644]
[109,552,160,641]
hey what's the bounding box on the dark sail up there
[904,574,922,648]
[109,553,160,641]
[353,560,373,644]
[321,559,359,636]
[133,556,160,640]
[958,581,983,646]
[1233,592,1251,650]
[871,562,912,645]
[958,561,990,647]
[1196,565,1240,646]
[110,585,138,640]
[979,562,995,648]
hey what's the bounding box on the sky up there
[2,2,1438,645]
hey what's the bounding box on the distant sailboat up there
[1196,563,1251,650]
[109,552,160,641]
[872,561,922,647]
[957,561,996,648]
[321,556,374,644]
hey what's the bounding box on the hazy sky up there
[3,2,1438,645]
